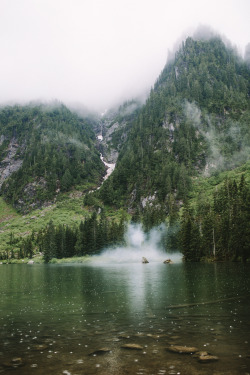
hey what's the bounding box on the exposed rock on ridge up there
[0,138,24,189]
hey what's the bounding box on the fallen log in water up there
[165,294,249,309]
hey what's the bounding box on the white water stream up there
[97,132,116,182]
[100,154,115,180]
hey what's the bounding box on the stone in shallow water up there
[2,357,25,368]
[167,345,199,354]
[88,348,111,356]
[121,344,144,350]
[193,351,219,362]
[32,344,49,351]
[198,354,219,363]
[147,334,167,339]
[193,351,209,358]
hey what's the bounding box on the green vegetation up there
[180,174,250,262]
[1,36,250,263]
[0,103,105,212]
[98,37,250,212]
[0,190,88,254]
[0,208,127,263]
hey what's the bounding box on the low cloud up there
[0,1,249,112]
[184,101,250,174]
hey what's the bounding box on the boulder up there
[163,259,173,264]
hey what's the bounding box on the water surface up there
[0,262,250,374]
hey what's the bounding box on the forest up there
[0,36,250,262]
[98,37,250,211]
[0,104,105,212]
[180,175,250,261]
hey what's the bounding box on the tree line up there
[180,175,250,261]
[0,212,127,262]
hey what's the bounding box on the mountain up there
[0,35,250,262]
[98,37,250,223]
[0,103,105,213]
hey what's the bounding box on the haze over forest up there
[0,0,250,111]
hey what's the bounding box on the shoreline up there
[1,255,249,265]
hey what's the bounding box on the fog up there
[0,0,249,112]
[184,101,250,174]
[90,223,182,264]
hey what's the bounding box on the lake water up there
[0,261,250,374]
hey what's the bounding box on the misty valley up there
[0,33,250,374]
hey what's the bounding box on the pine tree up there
[43,220,56,263]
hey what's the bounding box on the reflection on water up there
[0,262,250,374]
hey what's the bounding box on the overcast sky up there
[0,0,249,111]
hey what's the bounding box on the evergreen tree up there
[43,220,56,263]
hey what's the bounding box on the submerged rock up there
[88,348,111,356]
[121,343,143,350]
[167,345,198,354]
[2,357,25,368]
[32,344,49,351]
[147,334,167,339]
[198,353,219,363]
[193,351,219,362]
[142,257,149,264]
[192,351,209,358]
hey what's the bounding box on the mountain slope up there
[98,37,250,218]
[0,103,105,212]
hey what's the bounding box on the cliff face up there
[0,137,24,189]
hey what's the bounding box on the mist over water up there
[91,223,182,264]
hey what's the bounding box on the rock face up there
[141,193,157,209]
[12,177,54,213]
[142,257,149,264]
[0,138,24,189]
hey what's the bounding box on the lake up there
[0,261,250,374]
